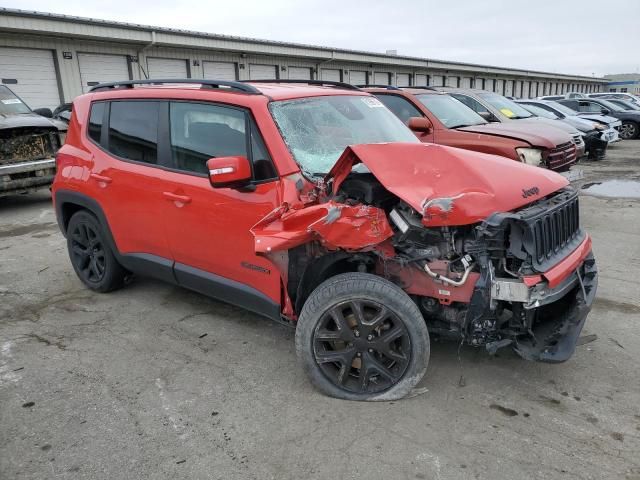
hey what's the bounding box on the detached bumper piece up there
[583,131,608,160]
[512,253,597,363]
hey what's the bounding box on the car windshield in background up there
[416,94,487,128]
[549,101,580,116]
[478,92,534,119]
[270,95,419,176]
[0,86,31,115]
[610,100,640,111]
[597,99,625,112]
[521,103,558,119]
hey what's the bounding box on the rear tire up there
[66,210,126,293]
[295,273,430,401]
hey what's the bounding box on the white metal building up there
[0,8,606,109]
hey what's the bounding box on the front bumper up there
[511,251,597,363]
[0,158,56,197]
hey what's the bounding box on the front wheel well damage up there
[288,246,375,315]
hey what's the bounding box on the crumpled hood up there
[328,142,569,226]
[0,112,59,131]
[458,121,570,148]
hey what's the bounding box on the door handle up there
[90,173,112,184]
[162,191,192,204]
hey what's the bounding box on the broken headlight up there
[515,147,543,167]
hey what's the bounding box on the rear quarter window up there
[87,102,105,144]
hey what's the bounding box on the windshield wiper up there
[450,123,482,129]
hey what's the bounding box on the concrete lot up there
[1,141,639,480]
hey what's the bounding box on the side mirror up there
[33,107,53,118]
[206,156,251,188]
[478,111,497,122]
[600,108,611,115]
[407,117,432,133]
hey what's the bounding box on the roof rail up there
[357,85,401,90]
[89,79,261,94]
[243,79,361,91]
[401,86,439,91]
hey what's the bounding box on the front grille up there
[531,195,580,266]
[510,189,585,272]
[0,130,56,166]
[546,141,577,171]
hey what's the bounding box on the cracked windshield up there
[270,95,418,176]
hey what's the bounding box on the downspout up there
[316,51,335,80]
[138,30,157,79]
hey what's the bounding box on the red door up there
[160,101,283,303]
[90,100,173,259]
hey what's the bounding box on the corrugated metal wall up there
[0,30,604,105]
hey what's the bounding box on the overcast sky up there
[4,0,639,76]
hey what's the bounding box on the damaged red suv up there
[53,79,597,401]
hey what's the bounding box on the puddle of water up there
[581,180,640,199]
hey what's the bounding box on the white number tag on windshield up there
[1,98,22,105]
[361,97,384,108]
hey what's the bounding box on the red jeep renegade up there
[53,79,597,401]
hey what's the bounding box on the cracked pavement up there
[1,141,639,480]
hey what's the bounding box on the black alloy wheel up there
[296,272,430,401]
[66,210,126,292]
[70,222,106,283]
[313,299,411,394]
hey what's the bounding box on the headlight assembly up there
[515,147,543,166]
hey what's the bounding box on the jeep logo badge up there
[522,186,540,198]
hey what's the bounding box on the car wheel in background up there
[619,121,639,140]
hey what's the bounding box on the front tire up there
[619,121,639,140]
[66,210,126,293]
[295,273,430,401]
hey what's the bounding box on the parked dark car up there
[588,93,640,108]
[516,99,621,144]
[0,85,66,197]
[558,98,640,139]
[516,101,608,159]
[605,99,640,111]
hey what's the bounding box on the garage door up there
[396,73,410,87]
[78,53,130,94]
[349,71,367,86]
[203,61,237,81]
[288,67,311,80]
[374,72,390,85]
[495,79,505,94]
[249,64,277,80]
[432,75,444,87]
[0,47,60,109]
[505,80,514,97]
[461,77,473,89]
[414,74,427,87]
[147,58,188,79]
[321,69,341,82]
[446,76,459,87]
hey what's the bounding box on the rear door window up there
[107,101,159,164]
